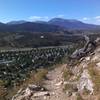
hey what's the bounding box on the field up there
[0,46,68,99]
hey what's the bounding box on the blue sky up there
[0,0,100,24]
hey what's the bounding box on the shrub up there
[62,69,73,81]
[0,86,7,100]
[77,93,84,100]
[0,80,5,86]
[63,84,73,92]
[34,69,48,85]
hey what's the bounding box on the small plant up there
[34,69,48,85]
[0,80,5,86]
[0,86,7,100]
[62,68,73,81]
[63,84,73,91]
[63,83,78,93]
[77,93,84,100]
[83,87,90,95]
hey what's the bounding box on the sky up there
[0,0,100,24]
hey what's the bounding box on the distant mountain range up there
[0,18,100,48]
[7,20,27,25]
[0,18,100,32]
[0,22,63,32]
[48,18,100,30]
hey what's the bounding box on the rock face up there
[63,37,100,99]
[77,69,93,94]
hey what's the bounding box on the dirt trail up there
[32,64,76,100]
[43,64,67,100]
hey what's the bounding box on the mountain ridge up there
[0,22,63,32]
[48,18,100,29]
[7,20,28,25]
[0,18,100,32]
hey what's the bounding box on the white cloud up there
[51,15,65,19]
[82,17,90,21]
[94,16,100,19]
[94,16,100,22]
[28,15,100,24]
[96,19,100,22]
[57,14,64,18]
[81,16,100,25]
[29,16,49,21]
[29,14,65,21]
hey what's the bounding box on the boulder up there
[33,91,50,97]
[12,84,46,100]
[28,84,43,91]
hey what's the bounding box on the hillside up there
[11,37,100,100]
[0,18,100,33]
[0,22,63,32]
[7,20,27,25]
[48,18,100,30]
[0,18,100,48]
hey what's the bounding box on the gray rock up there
[33,91,50,97]
[70,35,96,60]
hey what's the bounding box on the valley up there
[0,18,100,100]
[0,46,68,100]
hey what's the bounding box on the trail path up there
[44,64,68,100]
[32,64,76,100]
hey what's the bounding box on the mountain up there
[0,18,100,33]
[0,22,5,26]
[48,18,100,30]
[7,20,27,25]
[9,22,63,32]
[0,22,63,32]
[0,22,8,32]
[34,21,47,24]
[0,19,100,48]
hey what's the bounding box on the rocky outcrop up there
[63,37,100,99]
[70,35,98,60]
[77,69,93,94]
[12,84,49,100]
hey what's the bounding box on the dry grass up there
[34,69,48,85]
[88,62,100,94]
[77,93,84,100]
[62,68,73,81]
[1,69,48,100]
[63,84,73,92]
